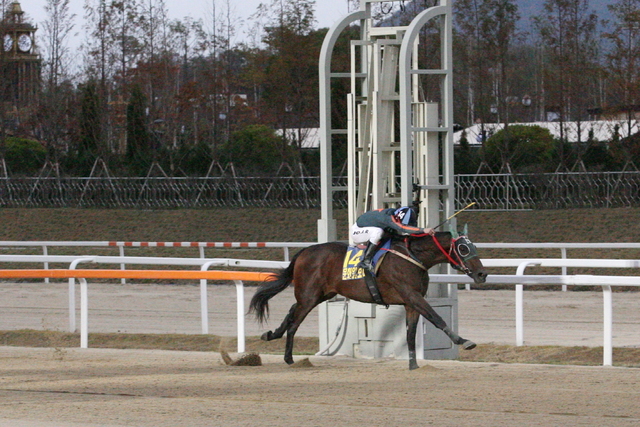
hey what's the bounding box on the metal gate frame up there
[318,1,460,361]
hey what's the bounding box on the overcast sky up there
[17,0,350,47]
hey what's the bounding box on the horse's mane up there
[404,231,451,242]
[399,231,452,254]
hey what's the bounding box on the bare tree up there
[42,0,76,88]
[108,0,143,88]
[603,0,640,134]
[139,0,168,62]
[0,0,9,170]
[39,0,77,165]
[82,0,111,88]
[453,0,522,173]
[533,0,600,169]
[454,0,496,126]
[250,0,319,152]
[480,0,521,125]
[138,0,171,116]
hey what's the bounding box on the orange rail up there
[0,269,274,282]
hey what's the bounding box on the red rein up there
[430,234,462,268]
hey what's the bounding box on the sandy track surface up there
[0,346,639,427]
[1,282,639,426]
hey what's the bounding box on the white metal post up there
[515,261,539,346]
[235,280,245,353]
[200,277,209,335]
[602,285,613,366]
[68,257,95,332]
[199,260,224,335]
[80,278,88,348]
[42,245,49,284]
[515,284,524,346]
[119,245,126,285]
[561,247,567,291]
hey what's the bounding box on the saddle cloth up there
[341,240,391,280]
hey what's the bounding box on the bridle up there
[385,233,479,276]
[430,234,478,276]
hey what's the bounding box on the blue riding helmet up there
[393,207,417,226]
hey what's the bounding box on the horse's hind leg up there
[405,307,420,370]
[261,303,296,341]
[283,302,318,365]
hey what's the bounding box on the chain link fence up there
[1,172,639,210]
[456,172,640,210]
[0,176,345,209]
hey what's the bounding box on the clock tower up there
[1,1,41,113]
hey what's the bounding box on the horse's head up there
[409,225,487,284]
[447,231,487,284]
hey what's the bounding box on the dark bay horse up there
[249,231,488,370]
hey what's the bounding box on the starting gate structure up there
[317,0,460,361]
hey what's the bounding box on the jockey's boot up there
[358,242,386,306]
[358,241,380,275]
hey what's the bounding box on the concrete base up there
[319,297,459,361]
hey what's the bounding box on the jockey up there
[350,206,435,275]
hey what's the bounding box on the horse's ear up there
[462,223,468,235]
[449,226,459,238]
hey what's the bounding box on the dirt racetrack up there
[1,346,639,427]
[1,283,640,426]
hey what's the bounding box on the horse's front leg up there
[405,307,420,370]
[401,290,476,350]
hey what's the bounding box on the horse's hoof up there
[409,361,419,370]
[462,340,476,350]
[285,357,294,365]
[261,331,272,341]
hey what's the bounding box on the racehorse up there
[249,230,487,370]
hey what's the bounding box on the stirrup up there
[358,259,374,273]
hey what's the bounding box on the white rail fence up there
[0,254,287,338]
[4,239,640,262]
[456,258,640,366]
[0,240,307,283]
[1,242,639,366]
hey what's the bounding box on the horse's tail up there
[249,250,301,324]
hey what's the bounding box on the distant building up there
[587,106,640,122]
[277,127,320,149]
[454,120,640,145]
[1,1,41,129]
